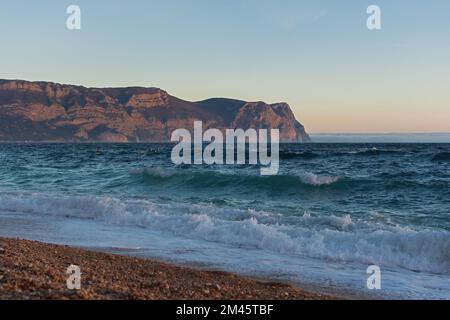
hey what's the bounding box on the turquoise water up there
[0,143,449,299]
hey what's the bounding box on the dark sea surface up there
[0,143,449,299]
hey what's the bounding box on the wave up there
[280,148,406,159]
[0,192,449,275]
[132,167,450,192]
[432,152,450,162]
[348,148,404,156]
[297,172,341,186]
[280,151,319,160]
[133,167,344,189]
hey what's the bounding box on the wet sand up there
[0,237,336,300]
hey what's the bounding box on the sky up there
[1,0,449,133]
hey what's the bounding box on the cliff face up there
[0,80,310,142]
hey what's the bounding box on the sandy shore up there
[0,237,335,300]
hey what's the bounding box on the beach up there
[0,143,449,299]
[0,237,334,300]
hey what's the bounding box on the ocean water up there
[0,143,449,299]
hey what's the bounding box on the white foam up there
[0,192,449,275]
[297,171,341,186]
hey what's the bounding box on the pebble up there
[0,238,333,300]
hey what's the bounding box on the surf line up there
[171,121,279,175]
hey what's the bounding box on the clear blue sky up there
[1,0,449,133]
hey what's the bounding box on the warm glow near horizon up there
[1,0,449,133]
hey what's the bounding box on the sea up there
[0,143,449,299]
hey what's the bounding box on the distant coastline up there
[0,79,309,143]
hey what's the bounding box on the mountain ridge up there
[0,79,310,142]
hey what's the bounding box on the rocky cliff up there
[0,80,310,142]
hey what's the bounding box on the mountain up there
[0,79,310,142]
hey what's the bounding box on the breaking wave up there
[131,167,344,190]
[1,192,449,275]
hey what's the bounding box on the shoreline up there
[0,237,337,300]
